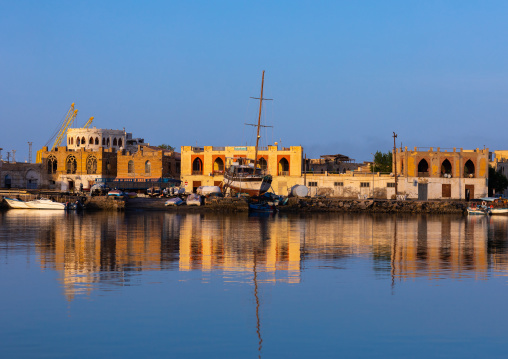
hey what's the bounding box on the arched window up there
[47,155,57,174]
[192,158,202,175]
[278,158,289,176]
[128,160,134,174]
[464,160,475,178]
[145,160,151,175]
[95,137,99,145]
[86,155,97,174]
[71,137,74,145]
[102,138,106,146]
[4,175,11,189]
[66,155,77,174]
[441,159,452,176]
[107,138,110,147]
[76,137,80,146]
[417,159,429,176]
[258,157,268,171]
[89,137,93,145]
[81,136,86,144]
[213,158,224,173]
[113,138,118,146]
[118,139,123,147]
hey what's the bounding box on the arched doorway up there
[193,158,203,175]
[259,157,268,171]
[213,158,224,174]
[464,160,475,178]
[441,159,452,177]
[278,158,289,176]
[418,159,429,177]
[4,175,11,189]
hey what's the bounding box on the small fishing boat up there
[186,193,202,206]
[4,197,30,209]
[107,189,125,197]
[467,199,490,215]
[485,197,508,215]
[248,201,277,213]
[165,197,184,206]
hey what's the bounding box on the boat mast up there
[253,71,265,170]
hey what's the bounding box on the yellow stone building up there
[180,145,303,194]
[117,145,180,180]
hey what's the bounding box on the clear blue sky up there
[1,1,508,163]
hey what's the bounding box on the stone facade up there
[117,146,180,180]
[38,146,118,191]
[180,145,303,194]
[65,128,148,153]
[0,161,46,189]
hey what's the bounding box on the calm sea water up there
[1,210,508,358]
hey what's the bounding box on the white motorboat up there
[4,197,30,209]
[25,198,66,210]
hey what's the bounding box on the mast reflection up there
[1,211,507,301]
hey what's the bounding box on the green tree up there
[489,166,508,195]
[371,151,393,173]
[158,144,175,151]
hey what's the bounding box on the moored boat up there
[4,197,30,209]
[223,71,273,197]
[186,193,202,206]
[165,197,184,206]
[26,198,66,210]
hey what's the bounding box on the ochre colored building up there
[180,145,303,194]
[117,145,180,180]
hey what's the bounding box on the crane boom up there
[83,116,94,129]
[52,106,78,150]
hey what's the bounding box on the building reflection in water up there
[2,211,508,301]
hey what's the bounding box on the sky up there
[1,0,508,163]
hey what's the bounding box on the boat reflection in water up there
[2,211,508,301]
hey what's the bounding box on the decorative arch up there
[441,159,452,176]
[86,155,97,174]
[66,155,77,174]
[89,137,94,145]
[107,138,110,147]
[464,159,475,178]
[213,157,224,173]
[95,137,99,145]
[145,160,151,175]
[278,157,289,176]
[258,157,268,171]
[192,157,203,174]
[81,136,86,144]
[118,138,123,147]
[71,137,74,145]
[113,138,118,146]
[417,159,429,176]
[47,155,57,174]
[102,138,106,146]
[128,160,134,174]
[76,137,81,146]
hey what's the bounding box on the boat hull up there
[467,208,489,215]
[4,197,30,209]
[224,176,272,196]
[490,208,508,215]
[26,199,66,210]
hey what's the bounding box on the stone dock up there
[0,195,469,214]
[89,196,468,214]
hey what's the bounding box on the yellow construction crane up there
[51,105,78,150]
[83,116,94,129]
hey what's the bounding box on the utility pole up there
[28,142,32,163]
[393,132,398,197]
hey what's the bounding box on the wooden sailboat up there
[223,71,273,196]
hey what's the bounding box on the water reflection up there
[1,211,508,300]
